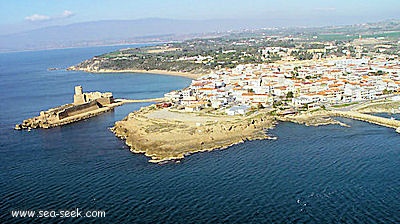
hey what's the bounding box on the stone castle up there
[55,85,115,120]
[73,85,113,106]
[16,86,116,129]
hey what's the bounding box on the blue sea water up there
[1,46,400,223]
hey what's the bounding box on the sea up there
[0,46,399,223]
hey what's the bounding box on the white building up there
[225,105,250,115]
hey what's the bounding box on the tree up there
[286,91,294,99]
[383,89,392,95]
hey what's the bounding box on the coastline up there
[110,106,354,164]
[66,58,400,163]
[352,100,400,114]
[111,104,400,163]
[68,66,203,79]
[277,110,350,127]
[111,106,276,163]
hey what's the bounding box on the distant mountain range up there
[0,18,276,52]
[0,18,399,52]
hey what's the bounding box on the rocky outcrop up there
[112,107,275,163]
[277,110,349,127]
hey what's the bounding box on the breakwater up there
[332,111,400,132]
[115,97,165,103]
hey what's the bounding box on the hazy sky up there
[1,0,399,34]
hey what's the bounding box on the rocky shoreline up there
[111,104,400,163]
[277,110,350,127]
[110,106,355,163]
[111,107,277,163]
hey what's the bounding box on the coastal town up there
[165,57,400,114]
[163,43,400,116]
[4,0,400,222]
[69,20,400,116]
[66,23,400,163]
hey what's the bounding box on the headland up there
[112,106,276,163]
[110,100,400,163]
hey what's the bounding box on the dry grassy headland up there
[112,106,276,163]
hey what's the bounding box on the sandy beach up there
[68,66,203,79]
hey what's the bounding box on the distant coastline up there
[68,66,203,79]
[0,42,160,54]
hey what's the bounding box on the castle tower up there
[73,85,85,105]
[75,85,83,95]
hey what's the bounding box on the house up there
[225,105,250,115]
[164,91,182,102]
[182,89,194,98]
[292,95,321,109]
[343,85,362,102]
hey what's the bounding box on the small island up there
[15,86,123,130]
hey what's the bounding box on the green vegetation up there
[383,89,393,95]
[355,100,400,112]
[286,91,294,99]
[316,34,359,41]
[71,20,400,73]
[363,31,400,39]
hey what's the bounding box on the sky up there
[1,0,399,35]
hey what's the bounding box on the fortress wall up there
[85,92,102,101]
[58,110,69,120]
[16,86,121,129]
[96,97,113,106]
[58,101,100,119]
